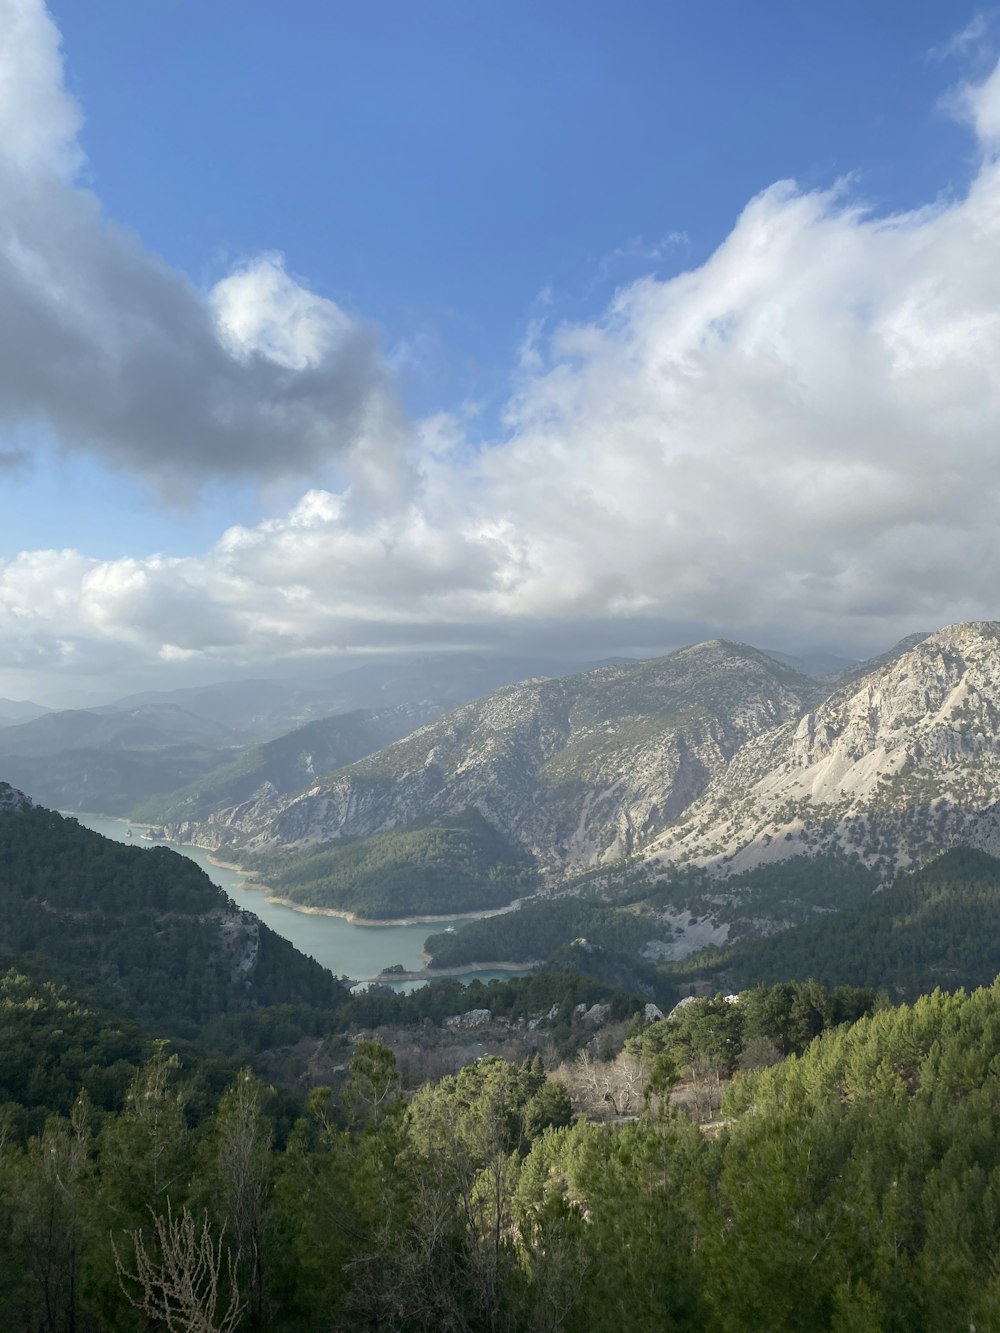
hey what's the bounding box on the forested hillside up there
[0,788,348,1037]
[5,963,1000,1329]
[250,809,537,918]
[669,847,1000,999]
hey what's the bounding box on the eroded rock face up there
[164,640,819,874]
[444,1009,492,1029]
[649,622,1000,877]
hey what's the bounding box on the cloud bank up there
[0,0,403,499]
[5,2,1000,686]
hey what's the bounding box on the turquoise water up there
[68,812,528,993]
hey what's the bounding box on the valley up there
[70,811,534,990]
[16,620,1000,1007]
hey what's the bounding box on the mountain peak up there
[649,618,1000,881]
[922,621,1000,653]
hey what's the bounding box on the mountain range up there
[8,622,1000,956]
[150,640,821,869]
[0,652,591,815]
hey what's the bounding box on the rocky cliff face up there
[648,623,1000,877]
[168,641,820,871]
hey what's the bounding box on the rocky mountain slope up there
[131,701,445,827]
[161,640,821,871]
[648,622,1000,878]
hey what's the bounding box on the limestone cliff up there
[648,622,1000,877]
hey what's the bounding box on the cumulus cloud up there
[0,0,402,496]
[8,11,1000,686]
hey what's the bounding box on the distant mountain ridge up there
[160,640,821,872]
[12,625,996,946]
[0,653,594,817]
[132,702,445,827]
[0,704,240,814]
[104,653,593,742]
[0,698,50,724]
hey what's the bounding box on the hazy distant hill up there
[107,678,360,743]
[0,704,239,814]
[131,702,445,828]
[2,653,588,819]
[0,703,238,756]
[0,697,50,724]
[109,652,587,743]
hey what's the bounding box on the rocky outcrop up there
[649,622,1000,877]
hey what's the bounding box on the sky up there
[1,0,999,703]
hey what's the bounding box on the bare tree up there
[569,1050,647,1119]
[113,1202,244,1333]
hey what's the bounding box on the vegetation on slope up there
[6,975,1000,1328]
[250,809,537,918]
[668,846,1000,998]
[422,851,879,990]
[0,803,348,1037]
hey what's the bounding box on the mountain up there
[648,622,1000,879]
[825,630,931,687]
[0,704,240,814]
[759,648,855,679]
[0,653,591,820]
[0,703,238,756]
[0,697,50,724]
[0,784,347,1038]
[129,702,445,828]
[164,641,820,878]
[313,652,588,712]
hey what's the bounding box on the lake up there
[68,812,530,993]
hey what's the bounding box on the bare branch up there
[113,1201,244,1333]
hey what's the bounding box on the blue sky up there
[1,0,999,700]
[49,0,978,434]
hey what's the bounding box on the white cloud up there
[0,0,402,497]
[0,0,82,181]
[932,13,993,62]
[212,254,356,372]
[8,11,1000,686]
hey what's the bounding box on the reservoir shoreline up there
[67,811,533,992]
[192,849,524,930]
